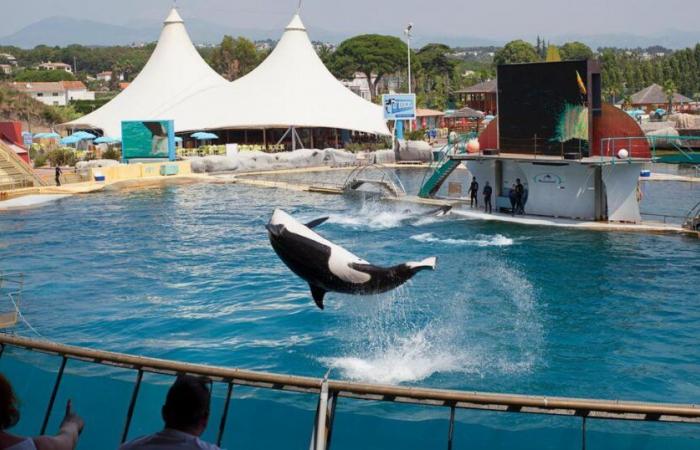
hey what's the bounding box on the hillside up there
[0,84,77,130]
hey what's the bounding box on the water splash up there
[410,232,514,247]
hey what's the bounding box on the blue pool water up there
[0,169,698,449]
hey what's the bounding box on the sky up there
[3,0,700,42]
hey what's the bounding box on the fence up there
[0,334,698,450]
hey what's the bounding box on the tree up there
[415,44,458,109]
[545,45,562,62]
[559,42,593,60]
[210,36,261,81]
[14,69,76,82]
[493,40,540,66]
[328,34,407,100]
[663,79,676,113]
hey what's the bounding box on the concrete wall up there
[603,163,642,223]
[518,162,597,219]
[89,161,192,183]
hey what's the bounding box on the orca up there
[266,209,437,310]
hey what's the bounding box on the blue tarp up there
[191,132,218,140]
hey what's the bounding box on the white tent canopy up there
[160,14,391,136]
[62,8,229,138]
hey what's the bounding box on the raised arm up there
[34,400,84,450]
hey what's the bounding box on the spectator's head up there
[161,375,211,435]
[485,181,490,186]
[516,178,521,183]
[0,374,20,431]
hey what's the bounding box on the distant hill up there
[3,16,699,50]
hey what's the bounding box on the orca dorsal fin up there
[305,217,329,229]
[309,284,327,310]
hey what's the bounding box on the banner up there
[382,94,416,120]
[121,120,175,161]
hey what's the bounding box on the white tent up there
[160,14,391,137]
[62,8,229,138]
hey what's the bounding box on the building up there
[341,72,374,101]
[0,53,17,65]
[455,79,497,114]
[96,71,113,82]
[415,109,444,130]
[0,65,12,75]
[38,62,73,73]
[8,81,94,106]
[629,83,693,113]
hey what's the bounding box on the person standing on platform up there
[483,181,493,213]
[508,184,517,216]
[55,166,63,187]
[468,177,479,208]
[515,178,525,214]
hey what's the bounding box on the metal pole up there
[315,381,330,450]
[41,356,67,434]
[217,382,234,447]
[447,404,456,450]
[121,369,144,443]
[581,416,587,450]
[325,391,339,450]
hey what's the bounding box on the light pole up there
[404,22,413,95]
[404,22,413,131]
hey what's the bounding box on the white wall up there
[603,163,642,223]
[67,89,95,101]
[30,91,66,106]
[518,162,597,219]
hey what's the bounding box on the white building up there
[96,71,112,82]
[341,72,374,101]
[9,81,94,106]
[0,53,17,65]
[0,65,12,75]
[38,62,73,73]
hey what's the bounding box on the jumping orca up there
[266,209,437,309]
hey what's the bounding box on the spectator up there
[468,177,479,208]
[482,181,493,214]
[120,375,219,450]
[0,374,83,450]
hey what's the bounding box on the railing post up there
[310,379,336,450]
[0,343,5,360]
[447,404,456,450]
[581,416,587,450]
[216,381,234,447]
[41,356,67,434]
[121,369,144,443]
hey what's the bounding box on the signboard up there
[121,120,175,162]
[382,94,416,120]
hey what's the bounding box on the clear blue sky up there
[4,0,699,40]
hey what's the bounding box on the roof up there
[158,14,390,136]
[630,84,693,105]
[39,62,71,68]
[63,8,229,137]
[455,79,497,94]
[445,106,484,119]
[8,81,86,93]
[416,108,444,117]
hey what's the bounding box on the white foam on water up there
[321,329,479,385]
[410,232,514,247]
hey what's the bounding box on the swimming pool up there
[0,169,698,449]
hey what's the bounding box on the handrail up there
[1,334,699,423]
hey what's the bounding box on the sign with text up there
[382,94,416,120]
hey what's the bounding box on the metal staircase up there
[418,133,474,198]
[0,141,45,191]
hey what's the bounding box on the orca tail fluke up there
[309,284,327,310]
[405,257,437,273]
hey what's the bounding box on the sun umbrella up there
[191,132,218,140]
[72,131,97,140]
[174,137,183,143]
[94,136,120,144]
[60,135,82,146]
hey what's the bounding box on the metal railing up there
[0,334,698,450]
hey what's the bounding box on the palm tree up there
[663,79,676,114]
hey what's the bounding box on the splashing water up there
[410,232,514,247]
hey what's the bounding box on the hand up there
[60,400,84,435]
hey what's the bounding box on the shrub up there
[405,128,427,141]
[33,154,48,168]
[47,148,77,167]
[102,148,121,161]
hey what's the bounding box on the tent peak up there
[285,14,306,31]
[164,8,184,24]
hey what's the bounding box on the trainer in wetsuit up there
[468,177,479,208]
[483,181,493,214]
[508,184,516,216]
[515,178,525,215]
[55,166,63,187]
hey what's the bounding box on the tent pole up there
[276,127,291,146]
[293,127,303,150]
[335,129,339,148]
[263,129,267,151]
[310,129,314,149]
[292,127,296,151]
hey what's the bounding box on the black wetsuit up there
[515,182,525,214]
[509,188,516,215]
[55,166,62,186]
[483,185,493,213]
[469,181,479,207]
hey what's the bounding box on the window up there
[53,92,59,96]
[37,93,43,97]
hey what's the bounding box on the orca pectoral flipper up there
[305,217,329,229]
[309,284,328,310]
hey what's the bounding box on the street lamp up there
[404,22,413,95]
